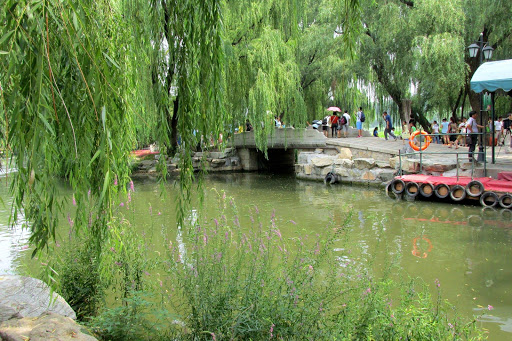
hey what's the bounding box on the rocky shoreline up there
[0,275,97,341]
[294,147,397,185]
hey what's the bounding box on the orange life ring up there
[411,236,433,258]
[409,131,432,151]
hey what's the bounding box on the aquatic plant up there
[160,192,484,340]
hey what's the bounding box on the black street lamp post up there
[468,33,493,162]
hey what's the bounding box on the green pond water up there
[1,172,512,340]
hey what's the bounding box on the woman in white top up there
[431,121,440,144]
[495,117,503,145]
[457,118,467,147]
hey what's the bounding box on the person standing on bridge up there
[382,111,397,141]
[330,112,339,138]
[356,107,364,138]
[466,111,484,163]
[341,110,351,138]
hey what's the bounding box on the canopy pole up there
[492,92,495,164]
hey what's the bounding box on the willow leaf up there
[38,113,56,136]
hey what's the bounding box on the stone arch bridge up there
[230,128,394,172]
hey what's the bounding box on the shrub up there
[54,235,105,320]
[162,192,484,340]
[88,291,173,341]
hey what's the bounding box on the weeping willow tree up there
[347,0,467,129]
[0,0,363,264]
[221,0,307,152]
[0,0,136,255]
[0,0,225,264]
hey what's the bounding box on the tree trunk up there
[451,87,464,120]
[169,96,179,153]
[401,99,412,125]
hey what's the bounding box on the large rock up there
[334,158,354,168]
[376,161,392,169]
[138,160,155,171]
[401,158,420,173]
[422,160,457,173]
[353,158,376,170]
[0,275,76,322]
[0,312,97,341]
[335,148,352,159]
[304,164,313,175]
[361,170,377,181]
[389,156,400,169]
[377,169,396,182]
[311,156,334,168]
[210,158,227,167]
[297,152,316,164]
[333,167,350,177]
[320,167,334,176]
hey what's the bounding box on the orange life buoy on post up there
[409,131,432,151]
[411,236,433,258]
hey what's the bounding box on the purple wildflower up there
[72,195,76,206]
[130,180,135,192]
[119,202,124,207]
[289,219,296,225]
[270,323,275,338]
[67,214,74,228]
[114,176,118,186]
[488,305,494,310]
[435,278,440,288]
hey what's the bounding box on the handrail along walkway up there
[398,131,487,180]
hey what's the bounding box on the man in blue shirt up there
[382,111,397,140]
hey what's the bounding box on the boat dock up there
[388,174,512,208]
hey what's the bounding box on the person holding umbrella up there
[326,107,342,138]
[330,112,339,138]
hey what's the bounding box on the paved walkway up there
[326,136,512,174]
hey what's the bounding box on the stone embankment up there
[0,275,97,341]
[295,146,397,185]
[133,148,242,179]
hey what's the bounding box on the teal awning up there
[470,59,512,93]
